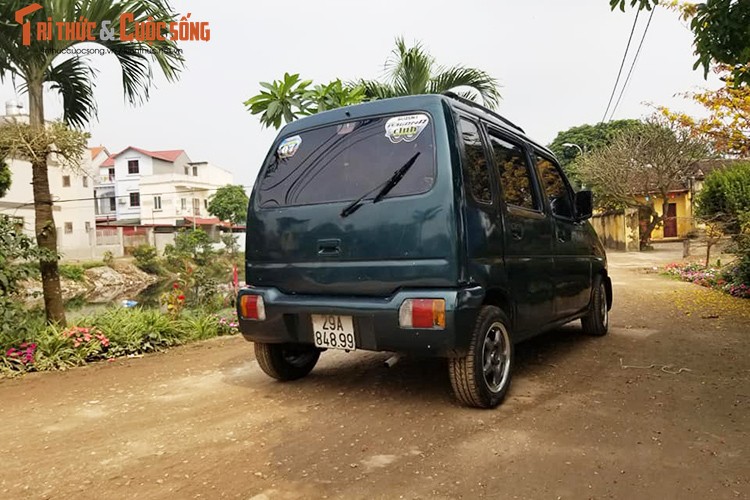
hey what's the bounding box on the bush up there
[0,306,239,376]
[59,264,85,281]
[133,244,161,274]
[102,250,115,268]
[664,262,749,298]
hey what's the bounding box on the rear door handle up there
[510,223,524,240]
[556,228,568,243]
[317,238,341,256]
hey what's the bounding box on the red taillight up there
[399,299,446,329]
[239,294,266,320]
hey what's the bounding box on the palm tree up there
[357,37,501,109]
[0,0,184,325]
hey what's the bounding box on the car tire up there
[581,275,609,336]
[254,342,320,381]
[449,306,514,409]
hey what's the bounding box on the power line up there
[608,6,656,121]
[601,9,641,123]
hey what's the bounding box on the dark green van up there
[238,93,612,408]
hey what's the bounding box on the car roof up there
[276,94,556,159]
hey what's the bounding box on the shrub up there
[133,244,162,274]
[59,264,85,281]
[102,250,115,267]
[664,262,749,299]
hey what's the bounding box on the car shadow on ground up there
[220,323,596,406]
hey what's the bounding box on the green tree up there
[208,185,249,225]
[245,37,500,130]
[576,117,709,247]
[356,37,500,108]
[244,74,366,129]
[696,162,750,283]
[548,119,646,175]
[0,0,185,325]
[0,159,10,198]
[609,0,750,85]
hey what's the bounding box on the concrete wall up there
[634,192,694,239]
[591,209,640,251]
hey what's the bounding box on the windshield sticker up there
[385,114,430,143]
[277,135,302,159]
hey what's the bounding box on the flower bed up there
[0,307,239,377]
[664,262,750,298]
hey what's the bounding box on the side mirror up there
[575,190,593,220]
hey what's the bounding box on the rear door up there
[484,128,555,335]
[532,152,592,318]
[246,112,459,297]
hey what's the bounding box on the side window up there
[488,132,538,211]
[459,118,492,204]
[535,155,574,218]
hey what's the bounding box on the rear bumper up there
[237,286,484,357]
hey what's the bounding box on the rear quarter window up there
[256,114,436,208]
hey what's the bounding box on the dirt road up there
[1,249,748,499]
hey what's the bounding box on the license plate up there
[311,314,356,351]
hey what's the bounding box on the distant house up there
[93,146,235,253]
[0,102,100,260]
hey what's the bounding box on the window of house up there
[192,166,198,176]
[192,198,200,214]
[203,199,208,209]
[154,195,162,210]
[127,159,139,174]
[459,118,492,204]
[535,154,574,218]
[488,132,539,211]
[64,222,73,234]
[181,198,187,211]
[184,166,190,175]
[129,192,141,207]
[85,221,92,232]
[82,176,88,188]
[62,175,71,187]
[109,197,116,211]
[108,168,115,181]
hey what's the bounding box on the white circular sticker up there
[385,114,430,144]
[277,135,302,159]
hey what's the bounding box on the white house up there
[0,103,99,260]
[95,146,235,252]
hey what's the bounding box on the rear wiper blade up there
[340,152,421,218]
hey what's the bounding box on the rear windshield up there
[256,113,436,208]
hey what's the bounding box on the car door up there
[532,152,592,318]
[485,128,555,337]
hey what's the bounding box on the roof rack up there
[442,92,525,134]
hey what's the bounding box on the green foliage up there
[166,229,214,266]
[245,37,500,130]
[244,73,367,129]
[133,244,161,275]
[696,162,750,229]
[0,215,45,295]
[102,251,115,268]
[58,264,85,282]
[0,159,10,198]
[0,307,239,376]
[207,185,249,225]
[357,37,501,108]
[548,119,646,176]
[608,0,750,85]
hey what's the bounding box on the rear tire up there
[449,306,514,409]
[254,343,320,381]
[581,276,609,336]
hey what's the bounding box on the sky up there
[0,0,722,186]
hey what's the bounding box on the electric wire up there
[601,9,641,123]
[608,6,656,121]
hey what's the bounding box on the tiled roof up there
[100,146,187,167]
[89,146,107,159]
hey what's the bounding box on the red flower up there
[177,295,186,301]
[173,283,180,289]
